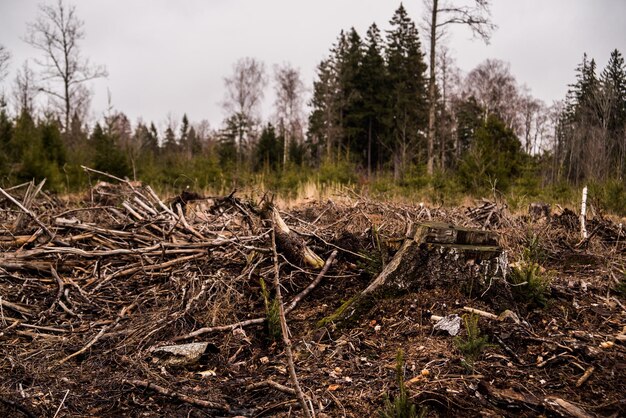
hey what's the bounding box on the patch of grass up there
[455,313,490,368]
[378,349,425,418]
[508,261,552,308]
[259,278,281,341]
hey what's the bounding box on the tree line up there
[0,1,624,212]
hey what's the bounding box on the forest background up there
[0,1,624,215]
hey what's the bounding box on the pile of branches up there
[465,198,508,229]
[0,173,444,416]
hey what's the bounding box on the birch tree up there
[222,57,267,168]
[273,63,305,166]
[0,45,10,83]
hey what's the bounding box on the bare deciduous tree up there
[222,57,267,166]
[13,61,39,115]
[0,44,10,82]
[0,44,11,107]
[464,59,520,130]
[423,0,496,175]
[518,90,549,155]
[273,63,305,165]
[25,0,107,130]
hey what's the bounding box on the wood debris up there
[0,178,624,417]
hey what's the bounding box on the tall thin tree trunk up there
[426,0,438,175]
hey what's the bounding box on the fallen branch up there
[172,317,266,341]
[544,396,593,418]
[0,396,37,418]
[57,303,135,365]
[463,306,498,320]
[246,379,297,395]
[285,250,337,314]
[123,379,230,411]
[46,266,65,314]
[0,185,53,238]
[0,297,33,317]
[12,179,46,233]
[265,203,324,269]
[271,230,312,418]
[575,366,595,388]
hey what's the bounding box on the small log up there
[264,204,324,269]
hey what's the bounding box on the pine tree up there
[179,114,190,157]
[385,4,429,179]
[11,110,41,175]
[458,114,523,192]
[187,126,202,155]
[337,28,365,162]
[308,57,341,162]
[454,96,483,160]
[92,123,129,178]
[148,123,160,153]
[163,126,178,154]
[562,54,601,181]
[255,123,283,172]
[0,108,13,177]
[600,49,626,177]
[359,23,390,175]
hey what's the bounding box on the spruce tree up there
[92,123,129,178]
[337,28,365,162]
[385,4,428,179]
[179,114,190,157]
[163,126,178,154]
[0,108,13,178]
[308,57,341,162]
[600,49,626,177]
[255,123,282,172]
[359,23,390,175]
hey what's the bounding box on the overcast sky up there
[1,0,625,131]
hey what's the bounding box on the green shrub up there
[589,180,626,216]
[509,261,551,308]
[522,231,546,264]
[455,314,490,367]
[317,160,358,185]
[379,350,422,418]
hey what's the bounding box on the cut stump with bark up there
[321,222,508,326]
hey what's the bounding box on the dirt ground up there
[1,181,625,417]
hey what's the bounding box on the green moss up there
[316,295,361,328]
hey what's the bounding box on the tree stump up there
[321,222,509,326]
